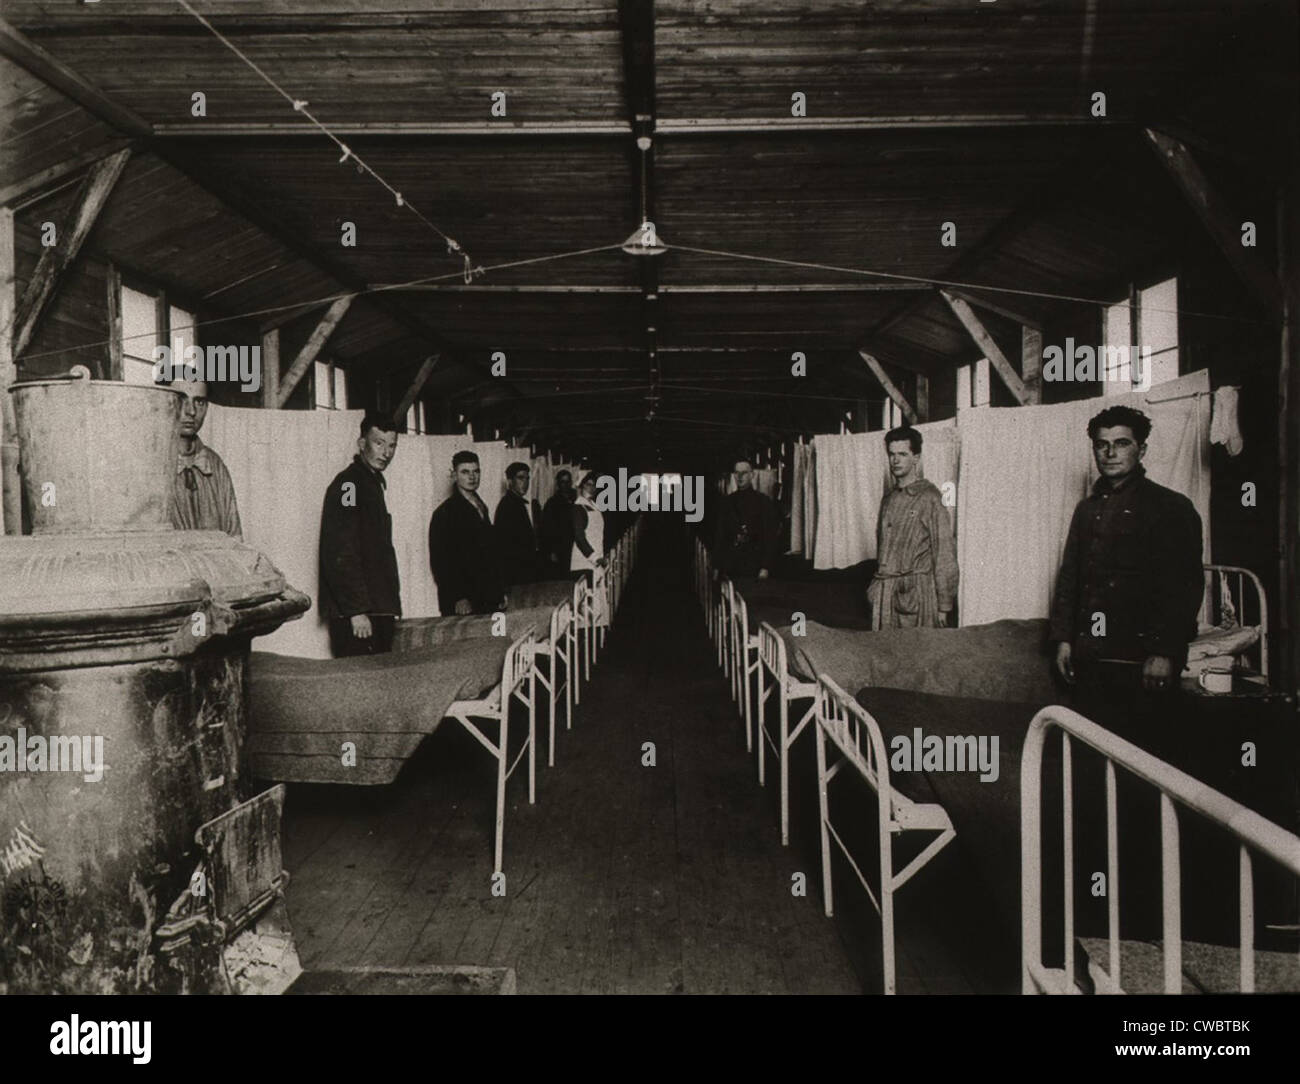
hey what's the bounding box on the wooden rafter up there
[391,354,440,426]
[1021,326,1043,404]
[1145,128,1283,318]
[858,350,917,425]
[12,148,130,359]
[0,18,152,139]
[0,139,135,209]
[274,296,354,408]
[0,207,18,535]
[939,290,1030,405]
[944,286,1044,331]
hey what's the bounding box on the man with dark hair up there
[541,468,576,574]
[428,450,507,615]
[1051,405,1203,695]
[318,413,401,656]
[713,457,780,580]
[494,461,545,585]
[170,376,242,538]
[866,425,958,629]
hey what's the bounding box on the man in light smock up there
[866,425,958,629]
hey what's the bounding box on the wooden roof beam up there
[274,296,353,408]
[13,148,131,359]
[858,350,917,425]
[1144,128,1283,319]
[0,138,136,209]
[0,18,152,139]
[943,286,1044,331]
[939,290,1030,405]
[391,353,440,427]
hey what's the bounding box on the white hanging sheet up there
[810,419,958,569]
[205,404,514,657]
[955,370,1211,626]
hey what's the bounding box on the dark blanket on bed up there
[854,685,1299,972]
[781,618,1058,704]
[392,578,571,650]
[729,577,872,631]
[248,640,509,785]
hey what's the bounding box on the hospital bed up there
[248,628,537,873]
[1021,705,1300,994]
[814,674,957,995]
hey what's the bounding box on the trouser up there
[329,614,396,658]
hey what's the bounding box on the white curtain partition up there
[204,404,511,657]
[811,419,959,568]
[957,369,1211,626]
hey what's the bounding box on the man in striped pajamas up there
[866,426,958,630]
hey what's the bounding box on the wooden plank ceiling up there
[1,0,1295,469]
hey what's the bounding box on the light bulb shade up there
[621,221,668,256]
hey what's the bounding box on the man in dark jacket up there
[1050,405,1204,695]
[319,413,402,656]
[713,458,781,580]
[540,469,576,575]
[429,450,507,615]
[494,461,545,586]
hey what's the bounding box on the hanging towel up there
[1210,385,1244,457]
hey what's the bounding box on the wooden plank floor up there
[281,524,1004,994]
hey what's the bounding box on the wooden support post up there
[391,353,440,428]
[261,327,280,408]
[1021,326,1043,404]
[12,149,130,359]
[105,263,123,381]
[274,296,353,408]
[915,373,930,421]
[939,289,1030,404]
[0,207,20,534]
[1145,129,1283,319]
[1279,179,1300,694]
[858,349,917,424]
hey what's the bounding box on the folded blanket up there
[780,618,1058,704]
[394,608,548,651]
[248,641,509,785]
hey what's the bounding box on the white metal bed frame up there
[756,620,818,845]
[1199,563,1269,683]
[530,599,574,768]
[1021,704,1300,994]
[726,581,761,753]
[814,674,957,994]
[444,628,538,875]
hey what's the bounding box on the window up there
[1103,276,1179,395]
[313,360,348,410]
[956,357,990,412]
[119,284,194,386]
[880,399,903,430]
[120,285,158,386]
[406,400,426,434]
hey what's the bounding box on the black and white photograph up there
[0,0,1297,1055]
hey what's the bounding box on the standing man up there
[866,426,958,629]
[494,461,545,586]
[428,450,507,615]
[170,377,242,538]
[318,413,402,657]
[713,458,780,580]
[1051,405,1203,695]
[541,468,576,576]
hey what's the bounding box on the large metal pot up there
[9,369,182,534]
